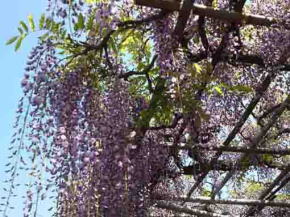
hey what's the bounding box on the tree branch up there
[188,51,290,70]
[198,16,209,52]
[118,55,158,82]
[66,11,167,66]
[277,128,290,137]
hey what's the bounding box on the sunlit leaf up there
[39,13,45,29]
[214,86,223,95]
[28,14,35,32]
[6,36,18,45]
[15,35,24,51]
[20,21,28,33]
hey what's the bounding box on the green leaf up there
[86,15,94,30]
[109,38,118,54]
[6,36,18,45]
[51,22,60,33]
[15,35,24,51]
[20,21,28,33]
[18,27,24,34]
[231,85,253,93]
[201,189,211,197]
[85,0,98,3]
[214,86,223,96]
[75,13,85,31]
[39,14,45,29]
[78,14,84,29]
[38,33,49,41]
[245,182,263,196]
[28,14,35,32]
[193,63,202,73]
[45,18,52,30]
[213,0,218,8]
[261,154,274,163]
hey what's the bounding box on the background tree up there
[1,0,290,216]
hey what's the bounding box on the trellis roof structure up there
[135,0,290,216]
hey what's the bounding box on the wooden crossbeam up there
[178,145,290,155]
[155,197,290,208]
[244,168,290,216]
[184,70,276,202]
[155,201,230,217]
[135,0,277,27]
[211,95,290,199]
[136,0,181,11]
[182,161,288,176]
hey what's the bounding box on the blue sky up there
[0,1,51,216]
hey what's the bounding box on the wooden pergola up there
[135,0,290,216]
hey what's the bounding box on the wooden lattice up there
[135,0,290,216]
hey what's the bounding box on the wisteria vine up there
[1,0,290,216]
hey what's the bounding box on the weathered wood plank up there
[135,0,277,27]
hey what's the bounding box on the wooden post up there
[173,0,192,41]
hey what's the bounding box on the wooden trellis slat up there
[184,70,276,202]
[182,160,288,175]
[155,200,230,217]
[135,0,278,27]
[133,1,290,215]
[211,95,290,199]
[178,145,290,155]
[172,0,192,41]
[244,167,290,216]
[155,197,290,208]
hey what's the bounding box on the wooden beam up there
[155,201,230,217]
[135,1,278,27]
[173,0,192,41]
[135,0,181,11]
[155,197,290,208]
[182,161,288,176]
[244,167,290,216]
[178,145,290,155]
[184,70,277,201]
[211,95,290,199]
